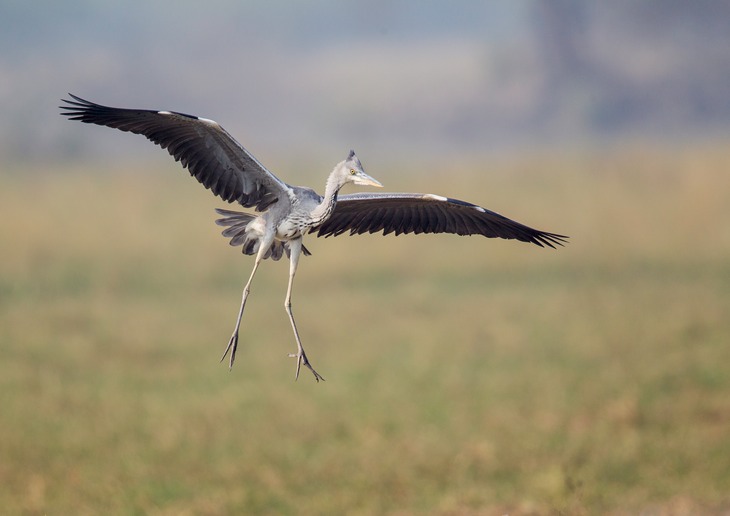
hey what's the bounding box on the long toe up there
[289,352,325,382]
[309,367,325,382]
[220,332,239,370]
[301,354,325,382]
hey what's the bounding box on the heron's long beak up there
[354,172,383,188]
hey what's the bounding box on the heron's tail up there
[214,209,311,260]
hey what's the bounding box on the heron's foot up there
[219,331,239,371]
[288,350,325,382]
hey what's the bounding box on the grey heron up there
[60,94,567,382]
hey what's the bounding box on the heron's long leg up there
[220,234,273,370]
[285,238,325,382]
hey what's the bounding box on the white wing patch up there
[157,111,218,127]
[425,193,486,213]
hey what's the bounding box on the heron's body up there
[60,94,567,381]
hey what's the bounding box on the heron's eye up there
[350,169,357,175]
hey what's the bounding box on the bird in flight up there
[60,94,567,382]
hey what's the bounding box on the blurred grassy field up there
[2,145,730,514]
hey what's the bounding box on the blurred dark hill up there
[1,1,729,166]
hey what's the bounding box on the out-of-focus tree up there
[530,1,730,137]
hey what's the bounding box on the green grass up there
[2,145,730,514]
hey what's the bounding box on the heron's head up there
[341,150,382,188]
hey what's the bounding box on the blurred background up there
[2,1,730,514]
[4,0,730,163]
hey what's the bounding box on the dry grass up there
[1,144,729,514]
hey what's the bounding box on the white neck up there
[309,165,345,225]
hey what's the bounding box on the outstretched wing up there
[60,94,292,211]
[312,192,567,248]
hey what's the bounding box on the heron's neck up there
[310,169,344,225]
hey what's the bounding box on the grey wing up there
[60,94,292,211]
[312,192,567,248]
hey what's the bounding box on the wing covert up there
[312,192,567,248]
[60,94,292,211]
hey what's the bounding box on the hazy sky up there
[2,1,728,167]
[2,2,535,163]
